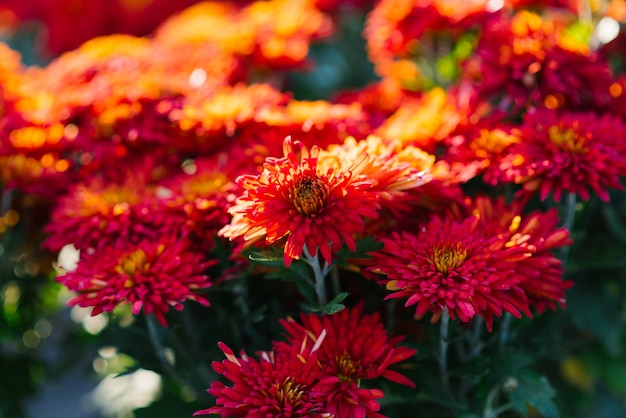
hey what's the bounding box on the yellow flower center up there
[548,126,588,154]
[291,176,329,216]
[471,129,519,158]
[336,352,361,383]
[273,377,306,409]
[115,249,150,288]
[181,172,228,198]
[432,244,468,274]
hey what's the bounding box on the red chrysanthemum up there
[493,108,626,202]
[146,158,238,252]
[470,196,573,313]
[369,215,533,330]
[220,136,380,267]
[43,177,156,251]
[197,337,329,417]
[464,10,614,110]
[275,304,416,418]
[56,237,213,326]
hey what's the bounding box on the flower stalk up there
[302,245,332,306]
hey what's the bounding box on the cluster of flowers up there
[197,304,416,417]
[1,0,626,415]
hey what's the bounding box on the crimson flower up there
[43,177,156,251]
[464,10,614,110]
[56,237,213,326]
[275,304,416,418]
[369,215,532,331]
[494,109,626,202]
[196,337,329,418]
[471,196,573,313]
[220,136,379,267]
[146,158,237,252]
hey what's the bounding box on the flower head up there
[369,215,532,330]
[470,196,573,313]
[56,237,213,326]
[220,136,380,267]
[319,135,431,216]
[276,304,416,418]
[148,158,238,252]
[464,10,613,110]
[43,177,156,251]
[197,337,329,417]
[494,109,626,202]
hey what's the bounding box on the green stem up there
[470,316,484,357]
[562,192,577,231]
[560,192,577,263]
[498,312,512,348]
[331,265,341,296]
[482,384,501,418]
[146,314,213,391]
[439,309,451,394]
[302,245,329,306]
[386,299,398,334]
[146,314,184,381]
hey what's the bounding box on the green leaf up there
[507,373,558,418]
[322,292,349,315]
[244,247,317,304]
[334,235,383,266]
[301,291,349,315]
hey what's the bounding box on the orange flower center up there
[115,249,149,288]
[431,244,468,274]
[181,172,228,198]
[548,126,588,154]
[71,185,140,217]
[471,129,519,158]
[273,377,306,409]
[291,176,329,216]
[336,352,361,383]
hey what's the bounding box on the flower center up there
[115,249,149,287]
[273,377,306,410]
[548,126,587,154]
[291,176,329,216]
[431,244,467,274]
[336,352,362,383]
[181,173,228,198]
[471,129,518,157]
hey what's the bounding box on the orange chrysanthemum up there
[220,136,380,267]
[365,0,497,79]
[319,135,431,217]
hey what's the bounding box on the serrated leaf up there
[322,292,349,315]
[507,373,558,418]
